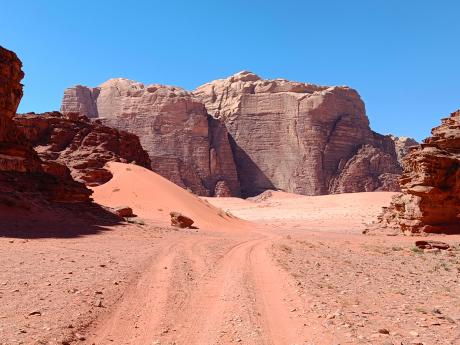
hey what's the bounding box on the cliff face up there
[389,135,419,164]
[14,112,151,186]
[61,79,240,196]
[61,71,405,198]
[0,46,92,205]
[194,71,401,196]
[370,109,460,234]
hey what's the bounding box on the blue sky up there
[1,1,459,141]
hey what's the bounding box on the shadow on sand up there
[0,202,124,239]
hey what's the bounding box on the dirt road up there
[2,191,459,345]
[84,226,333,345]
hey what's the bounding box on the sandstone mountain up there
[62,71,406,197]
[389,135,419,164]
[14,111,151,186]
[194,71,402,196]
[0,46,92,206]
[370,109,460,234]
[61,79,240,197]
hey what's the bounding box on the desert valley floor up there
[1,163,459,345]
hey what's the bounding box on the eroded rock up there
[61,79,240,196]
[370,109,460,234]
[194,71,402,196]
[0,46,92,204]
[14,111,151,186]
[170,211,195,228]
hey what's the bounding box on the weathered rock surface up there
[14,111,151,186]
[0,46,92,205]
[61,79,240,196]
[370,109,460,234]
[170,211,195,228]
[389,135,418,164]
[194,71,402,196]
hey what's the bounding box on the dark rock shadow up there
[228,135,275,197]
[0,202,123,239]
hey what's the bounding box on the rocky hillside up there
[14,111,151,186]
[62,71,406,197]
[195,71,402,196]
[61,79,240,197]
[0,46,92,206]
[369,109,460,234]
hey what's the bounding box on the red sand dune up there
[91,162,245,230]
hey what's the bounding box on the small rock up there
[170,211,195,229]
[114,206,135,218]
[75,333,85,341]
[29,310,41,316]
[378,328,390,334]
[415,240,449,250]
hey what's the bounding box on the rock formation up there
[389,135,418,164]
[370,109,460,234]
[194,71,402,196]
[0,46,92,205]
[14,111,151,186]
[61,79,240,196]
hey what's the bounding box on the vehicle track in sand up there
[83,227,331,345]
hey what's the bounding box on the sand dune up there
[91,162,245,230]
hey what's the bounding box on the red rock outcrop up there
[14,111,151,186]
[0,46,92,205]
[370,109,460,234]
[61,79,240,196]
[194,71,402,196]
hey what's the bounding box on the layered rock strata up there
[194,71,402,196]
[14,112,151,186]
[0,46,91,205]
[371,109,460,234]
[61,79,240,196]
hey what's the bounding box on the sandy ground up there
[1,163,459,345]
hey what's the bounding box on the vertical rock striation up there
[61,79,241,196]
[194,71,402,196]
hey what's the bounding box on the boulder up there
[114,206,134,218]
[169,211,195,228]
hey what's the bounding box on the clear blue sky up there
[1,1,459,141]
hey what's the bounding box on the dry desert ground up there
[1,163,459,345]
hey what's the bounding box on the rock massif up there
[61,71,407,197]
[194,71,402,196]
[371,109,460,234]
[0,46,91,205]
[14,112,151,186]
[61,79,240,196]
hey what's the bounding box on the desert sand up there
[1,163,459,345]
